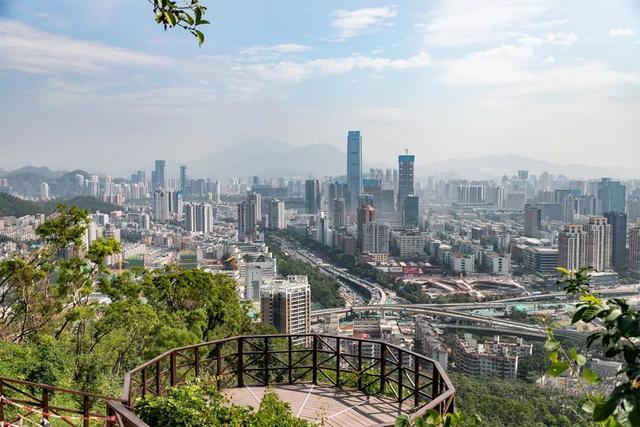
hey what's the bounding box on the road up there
[272,236,387,305]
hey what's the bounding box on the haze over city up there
[1,0,640,174]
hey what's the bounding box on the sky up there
[0,0,639,176]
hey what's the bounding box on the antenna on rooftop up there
[405,148,409,155]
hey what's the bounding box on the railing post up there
[357,340,363,392]
[141,368,147,398]
[288,335,293,385]
[194,346,201,377]
[170,352,177,387]
[414,356,420,407]
[264,336,270,385]
[42,389,49,423]
[82,395,90,427]
[312,335,318,384]
[380,343,387,394]
[155,360,161,396]
[238,337,244,387]
[432,363,440,403]
[397,349,403,414]
[216,343,222,389]
[0,380,4,422]
[336,337,341,388]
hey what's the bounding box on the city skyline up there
[1,1,639,172]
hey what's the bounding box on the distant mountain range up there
[3,146,637,182]
[187,139,347,179]
[417,154,640,180]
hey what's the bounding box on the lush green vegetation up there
[0,205,259,400]
[265,234,345,309]
[137,382,310,426]
[451,373,584,427]
[0,193,121,217]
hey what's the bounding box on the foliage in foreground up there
[544,268,640,426]
[136,382,311,426]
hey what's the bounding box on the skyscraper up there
[402,195,420,228]
[304,180,321,214]
[40,182,49,200]
[398,153,415,209]
[524,205,542,238]
[266,198,286,229]
[180,165,188,194]
[362,222,390,255]
[153,189,170,222]
[332,198,346,229]
[260,276,311,345]
[598,178,626,214]
[357,204,375,249]
[153,160,166,189]
[184,203,213,233]
[558,224,587,271]
[347,131,362,209]
[605,211,627,273]
[559,217,612,272]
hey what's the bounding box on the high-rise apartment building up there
[559,217,612,271]
[153,189,170,222]
[152,160,166,189]
[304,180,321,215]
[237,199,257,241]
[598,178,626,214]
[184,203,213,233]
[347,131,362,208]
[357,204,375,249]
[628,225,640,278]
[266,198,286,229]
[523,205,542,238]
[398,154,415,208]
[604,211,627,273]
[362,222,390,255]
[457,185,485,204]
[40,182,49,200]
[260,276,311,345]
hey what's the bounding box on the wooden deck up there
[224,383,410,426]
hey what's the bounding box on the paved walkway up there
[224,383,409,426]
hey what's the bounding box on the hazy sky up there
[1,0,639,175]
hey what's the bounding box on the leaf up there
[582,368,599,384]
[544,339,560,352]
[593,397,620,422]
[164,11,177,27]
[198,19,210,25]
[547,362,569,377]
[194,30,205,46]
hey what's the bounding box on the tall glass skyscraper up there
[398,154,415,208]
[153,160,166,190]
[598,178,626,214]
[347,131,362,209]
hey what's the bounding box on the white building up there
[260,276,311,344]
[40,182,49,200]
[447,253,475,273]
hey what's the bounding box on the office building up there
[332,198,346,229]
[152,160,166,189]
[521,246,558,275]
[391,230,425,258]
[598,178,626,214]
[398,154,415,208]
[237,199,257,241]
[180,165,188,194]
[362,222,390,255]
[347,131,362,208]
[380,189,395,213]
[260,276,310,345]
[305,179,321,215]
[604,211,627,273]
[523,205,542,238]
[402,195,420,228]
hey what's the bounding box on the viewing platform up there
[0,334,455,426]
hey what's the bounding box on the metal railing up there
[122,334,455,423]
[0,376,129,427]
